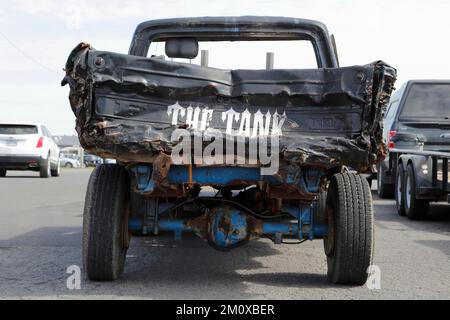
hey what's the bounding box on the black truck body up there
[63,17,395,174]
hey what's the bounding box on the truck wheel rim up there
[405,175,411,209]
[396,173,402,207]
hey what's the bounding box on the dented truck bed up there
[62,16,396,171]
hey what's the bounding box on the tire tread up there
[327,172,374,285]
[83,164,129,281]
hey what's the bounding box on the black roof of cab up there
[129,16,338,68]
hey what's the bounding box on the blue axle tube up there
[128,218,328,239]
[262,222,327,238]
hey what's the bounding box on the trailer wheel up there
[324,173,374,285]
[377,163,394,199]
[0,169,6,177]
[83,164,130,281]
[395,163,406,216]
[404,164,429,220]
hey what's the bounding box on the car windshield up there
[0,125,38,135]
[400,83,450,119]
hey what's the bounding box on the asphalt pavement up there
[0,168,449,299]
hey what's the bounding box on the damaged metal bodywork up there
[63,16,397,230]
[75,18,397,283]
[63,17,396,178]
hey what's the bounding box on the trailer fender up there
[398,154,433,196]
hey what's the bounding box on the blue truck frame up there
[129,165,328,245]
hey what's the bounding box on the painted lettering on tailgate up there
[167,102,287,137]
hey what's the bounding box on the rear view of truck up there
[62,17,396,284]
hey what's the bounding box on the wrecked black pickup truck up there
[62,16,396,284]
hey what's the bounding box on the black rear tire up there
[404,164,429,220]
[0,169,6,177]
[377,163,394,198]
[51,158,60,177]
[324,173,374,285]
[395,163,406,216]
[83,164,130,281]
[40,157,51,178]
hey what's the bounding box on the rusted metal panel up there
[61,17,397,186]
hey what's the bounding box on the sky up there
[0,0,449,135]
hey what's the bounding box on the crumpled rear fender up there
[62,43,396,172]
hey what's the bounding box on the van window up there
[400,83,450,119]
[0,125,38,135]
[385,100,399,120]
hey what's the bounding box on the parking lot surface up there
[0,169,449,299]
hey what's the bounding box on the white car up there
[0,123,61,178]
[60,155,81,168]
